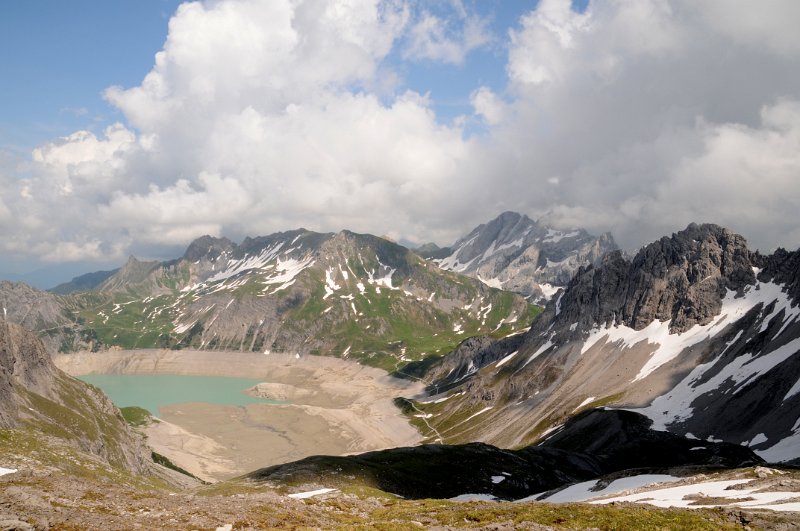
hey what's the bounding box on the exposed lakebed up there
[55,349,424,482]
[77,373,282,416]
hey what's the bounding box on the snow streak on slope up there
[262,256,316,294]
[615,277,800,460]
[641,336,800,432]
[581,280,799,382]
[203,242,285,285]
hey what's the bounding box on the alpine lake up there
[78,373,283,417]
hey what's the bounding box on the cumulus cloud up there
[468,0,800,250]
[471,87,505,126]
[4,0,800,269]
[403,5,491,65]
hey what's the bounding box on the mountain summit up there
[422,212,617,301]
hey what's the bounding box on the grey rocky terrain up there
[0,281,96,353]
[421,211,617,302]
[0,318,150,473]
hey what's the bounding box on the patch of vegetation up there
[120,406,153,427]
[151,451,203,481]
[368,499,744,530]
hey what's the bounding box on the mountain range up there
[3,227,545,371]
[419,211,618,302]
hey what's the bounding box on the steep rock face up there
[95,256,163,294]
[0,281,96,353]
[0,320,149,473]
[406,224,800,463]
[426,211,617,301]
[556,223,756,334]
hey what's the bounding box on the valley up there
[55,349,424,482]
[2,218,800,529]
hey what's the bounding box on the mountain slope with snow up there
[421,212,617,301]
[405,223,800,463]
[50,229,539,371]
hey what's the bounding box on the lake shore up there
[54,349,425,482]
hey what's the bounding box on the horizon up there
[3,215,784,291]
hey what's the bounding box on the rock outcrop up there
[554,223,757,334]
[0,281,96,353]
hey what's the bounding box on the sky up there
[1,0,799,288]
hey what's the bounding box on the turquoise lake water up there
[78,374,278,417]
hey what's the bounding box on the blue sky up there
[0,0,575,153]
[0,0,183,154]
[1,0,799,288]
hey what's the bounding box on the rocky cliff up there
[0,319,149,473]
[0,281,98,353]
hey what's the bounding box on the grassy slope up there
[0,431,771,531]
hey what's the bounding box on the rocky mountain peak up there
[550,223,758,335]
[182,235,236,262]
[431,211,618,301]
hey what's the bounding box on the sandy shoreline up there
[54,350,425,482]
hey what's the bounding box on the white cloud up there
[403,4,490,65]
[471,0,800,251]
[693,0,800,55]
[471,87,505,125]
[4,0,800,268]
[30,124,136,196]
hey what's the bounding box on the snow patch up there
[288,488,337,499]
[593,478,800,511]
[542,229,580,244]
[522,339,553,368]
[450,493,497,502]
[495,350,518,369]
[477,275,504,289]
[538,283,560,300]
[574,397,596,411]
[463,406,493,422]
[525,474,680,503]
